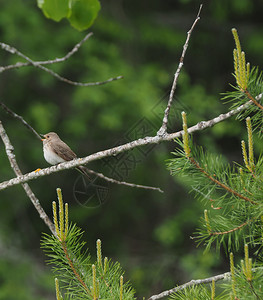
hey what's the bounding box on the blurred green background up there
[0,0,262,299]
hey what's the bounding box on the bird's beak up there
[40,134,46,141]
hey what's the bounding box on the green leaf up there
[38,0,70,22]
[37,0,44,7]
[68,0,101,31]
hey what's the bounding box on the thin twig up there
[157,4,202,136]
[147,271,231,300]
[0,42,123,86]
[86,168,164,193]
[0,101,252,191]
[0,121,56,236]
[148,267,263,300]
[0,101,42,140]
[0,33,93,72]
[210,218,253,235]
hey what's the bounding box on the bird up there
[41,132,90,178]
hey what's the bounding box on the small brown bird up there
[41,132,90,178]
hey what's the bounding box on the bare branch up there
[0,121,56,236]
[0,102,162,193]
[34,32,94,65]
[0,101,250,191]
[0,101,42,140]
[0,40,123,86]
[148,271,231,300]
[157,4,202,136]
[86,168,164,193]
[148,266,263,299]
[0,102,163,192]
[0,33,93,72]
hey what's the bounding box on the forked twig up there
[0,38,123,86]
[0,33,93,72]
[157,4,202,136]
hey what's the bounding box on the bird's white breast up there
[43,144,65,165]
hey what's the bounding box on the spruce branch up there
[94,239,114,300]
[231,28,263,110]
[243,244,252,281]
[232,28,249,91]
[241,244,261,300]
[61,239,92,297]
[52,188,69,242]
[95,240,114,297]
[50,189,93,297]
[43,189,135,299]
[168,113,262,249]
[188,151,257,205]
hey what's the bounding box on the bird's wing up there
[52,141,77,161]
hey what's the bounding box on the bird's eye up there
[47,135,49,138]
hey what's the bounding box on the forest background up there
[0,0,262,299]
